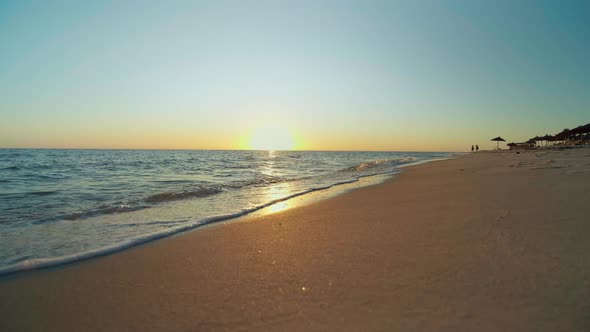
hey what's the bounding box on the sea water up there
[0,149,454,274]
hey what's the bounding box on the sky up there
[0,0,588,151]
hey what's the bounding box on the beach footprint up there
[496,209,510,221]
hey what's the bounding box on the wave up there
[343,157,417,172]
[22,173,68,180]
[0,155,453,276]
[345,159,389,172]
[0,176,372,276]
[116,220,183,228]
[0,176,371,275]
[27,179,289,223]
[252,175,289,185]
[224,163,253,169]
[28,203,148,224]
[0,211,254,276]
[26,177,289,223]
[152,179,195,184]
[213,174,233,178]
[1,164,59,171]
[223,175,289,189]
[28,190,59,196]
[57,204,147,222]
[0,191,58,199]
[144,186,223,203]
[0,155,458,275]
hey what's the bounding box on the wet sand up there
[1,148,589,331]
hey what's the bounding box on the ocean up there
[0,149,454,274]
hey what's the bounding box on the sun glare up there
[248,124,297,151]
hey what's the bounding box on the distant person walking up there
[471,145,474,152]
[476,144,479,152]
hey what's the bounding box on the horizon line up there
[0,147,463,153]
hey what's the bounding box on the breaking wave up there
[343,157,417,172]
[145,187,224,203]
[0,149,454,276]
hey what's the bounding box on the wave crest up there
[144,186,223,203]
[60,204,145,221]
[344,157,417,172]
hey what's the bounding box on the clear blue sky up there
[1,0,588,151]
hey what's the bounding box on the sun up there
[247,124,297,151]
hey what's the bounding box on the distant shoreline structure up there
[507,122,590,150]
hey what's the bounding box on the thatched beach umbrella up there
[491,136,506,150]
[528,135,541,147]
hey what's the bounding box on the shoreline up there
[1,149,589,331]
[0,156,451,277]
[0,173,391,277]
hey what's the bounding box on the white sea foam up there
[0,150,455,275]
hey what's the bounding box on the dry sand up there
[1,148,589,331]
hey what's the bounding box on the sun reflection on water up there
[263,183,293,214]
[258,151,294,215]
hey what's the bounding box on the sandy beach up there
[1,148,589,331]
